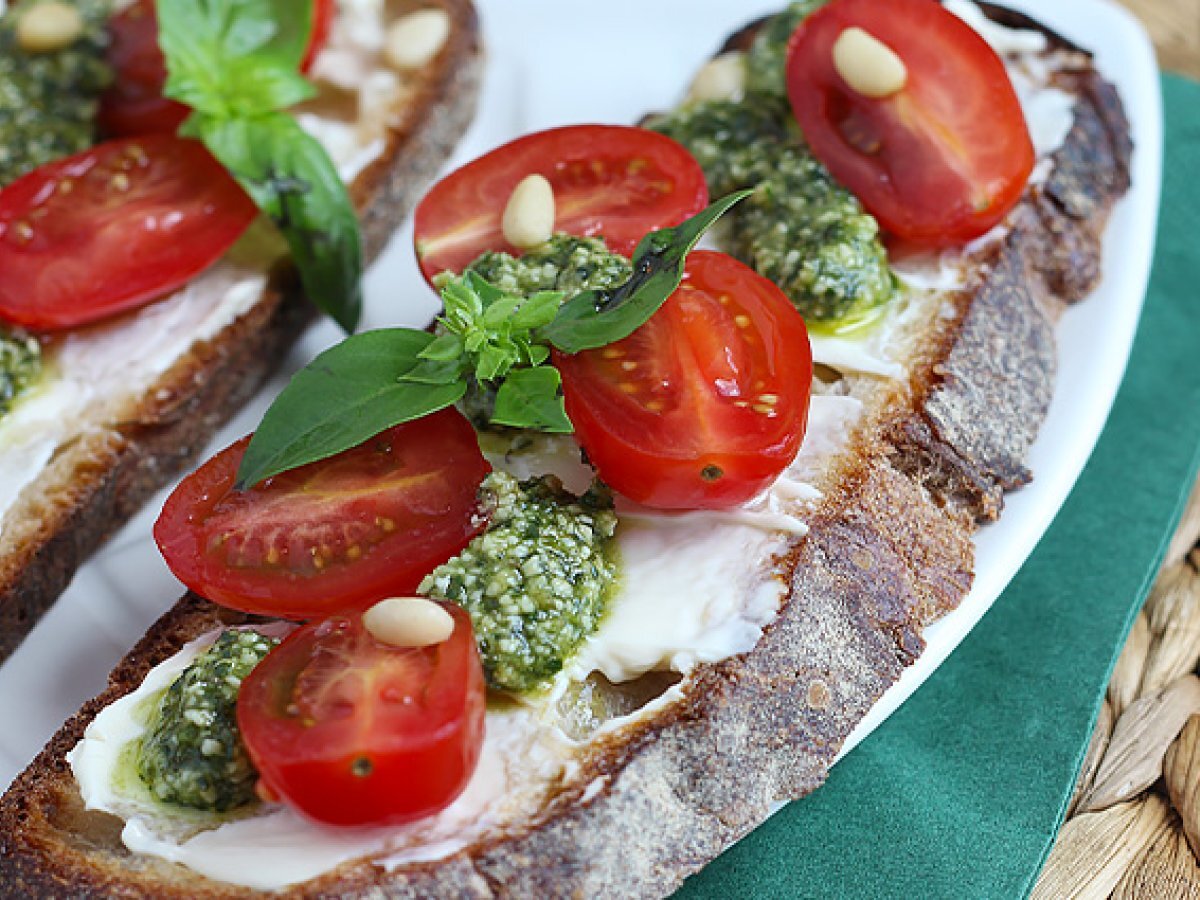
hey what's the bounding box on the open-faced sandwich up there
[0,0,481,659]
[0,0,1132,896]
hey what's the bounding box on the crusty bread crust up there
[0,7,1131,898]
[0,0,483,662]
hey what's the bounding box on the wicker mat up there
[1033,477,1200,896]
[1031,2,1200,895]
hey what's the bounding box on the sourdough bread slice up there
[0,0,482,660]
[0,4,1132,897]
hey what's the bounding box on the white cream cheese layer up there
[71,626,575,890]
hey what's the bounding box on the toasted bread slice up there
[0,0,482,661]
[0,4,1132,897]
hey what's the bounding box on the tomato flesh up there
[413,125,709,283]
[0,135,257,331]
[154,410,492,619]
[238,605,486,826]
[556,250,812,510]
[786,0,1034,246]
[100,0,334,138]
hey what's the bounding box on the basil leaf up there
[235,329,465,489]
[512,291,564,330]
[540,191,752,353]
[491,367,573,433]
[419,333,465,361]
[399,356,465,386]
[158,0,315,117]
[193,113,364,333]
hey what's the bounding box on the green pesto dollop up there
[0,0,111,187]
[730,144,895,325]
[136,630,278,813]
[743,0,826,98]
[0,330,41,417]
[651,94,894,325]
[420,472,619,695]
[466,233,633,298]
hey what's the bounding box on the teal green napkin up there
[680,73,1200,899]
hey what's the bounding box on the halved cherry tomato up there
[154,410,491,619]
[99,0,334,138]
[98,0,189,138]
[413,125,709,283]
[785,0,1034,247]
[238,605,486,826]
[555,250,812,510]
[0,135,257,330]
[300,0,336,73]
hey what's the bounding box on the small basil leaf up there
[476,344,511,383]
[491,367,573,433]
[512,291,564,330]
[527,344,551,367]
[419,332,465,362]
[194,113,364,333]
[399,356,465,386]
[440,279,483,331]
[482,296,523,329]
[236,329,465,489]
[466,271,506,306]
[540,191,752,354]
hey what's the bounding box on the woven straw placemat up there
[1034,480,1200,896]
[1032,6,1200,896]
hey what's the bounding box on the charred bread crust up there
[0,9,1131,899]
[0,0,482,662]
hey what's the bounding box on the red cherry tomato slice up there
[300,0,336,72]
[99,0,334,138]
[785,0,1034,247]
[154,410,491,619]
[555,250,812,510]
[413,125,709,283]
[238,605,486,826]
[98,0,189,138]
[0,135,257,331]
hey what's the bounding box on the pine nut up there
[16,1,83,53]
[686,52,746,103]
[831,27,908,99]
[502,174,555,249]
[363,597,455,648]
[383,9,451,72]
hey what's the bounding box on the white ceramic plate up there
[0,0,1160,791]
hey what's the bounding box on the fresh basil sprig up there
[157,0,364,333]
[235,194,748,488]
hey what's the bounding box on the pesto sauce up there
[0,0,111,187]
[649,0,896,326]
[136,630,278,813]
[651,93,895,325]
[420,472,619,695]
[466,234,633,297]
[744,0,827,99]
[0,330,41,417]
